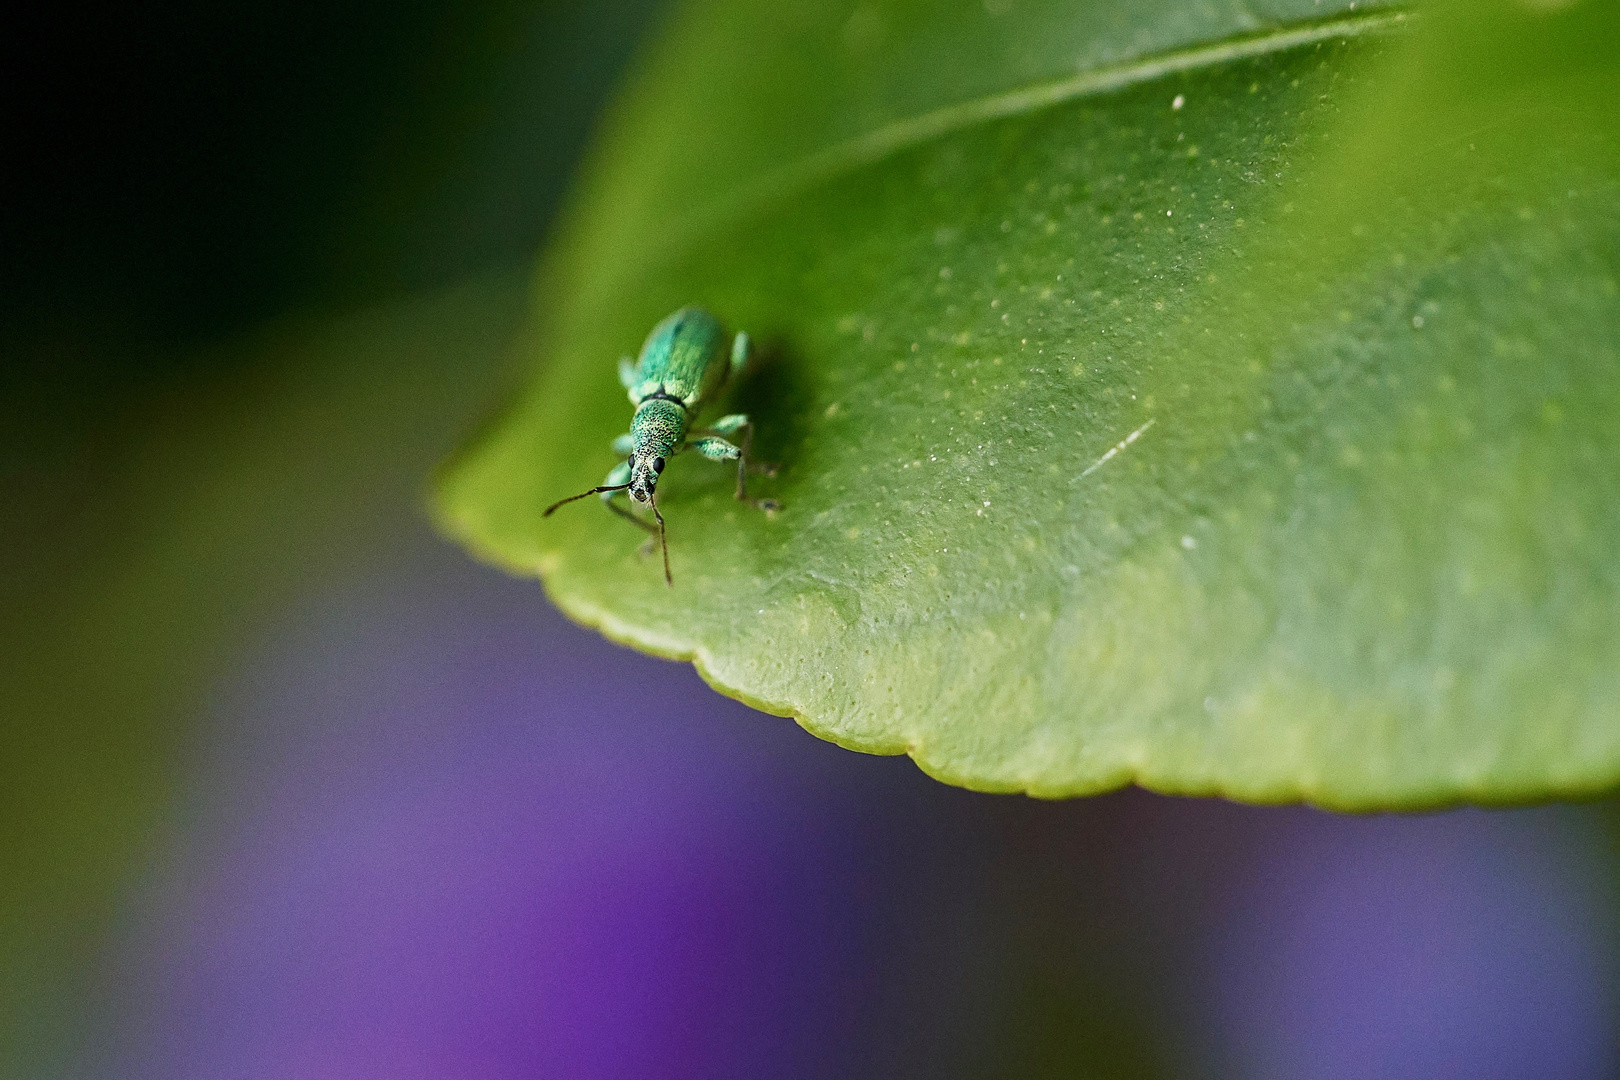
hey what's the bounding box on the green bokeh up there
[439,0,1620,806]
[1,281,533,1075]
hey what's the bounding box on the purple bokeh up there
[113,548,894,1080]
[96,529,1620,1079]
[1194,808,1617,1080]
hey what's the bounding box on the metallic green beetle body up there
[543,307,777,585]
[622,307,733,413]
[617,307,742,504]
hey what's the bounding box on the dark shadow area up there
[1,0,660,357]
[725,334,817,480]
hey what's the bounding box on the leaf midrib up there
[668,8,1412,260]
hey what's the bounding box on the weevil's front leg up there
[690,427,780,512]
[598,460,661,555]
[596,460,657,538]
[598,459,631,492]
[607,498,660,541]
[611,432,634,456]
[728,331,752,380]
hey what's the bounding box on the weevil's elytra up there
[542,307,779,586]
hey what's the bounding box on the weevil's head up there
[627,451,665,503]
[627,398,684,503]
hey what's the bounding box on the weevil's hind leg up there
[729,331,752,381]
[618,357,637,389]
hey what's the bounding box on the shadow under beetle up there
[544,307,779,585]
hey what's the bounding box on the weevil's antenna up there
[650,490,671,586]
[544,483,630,516]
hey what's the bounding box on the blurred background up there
[4,2,1619,1077]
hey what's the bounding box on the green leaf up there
[436,0,1620,807]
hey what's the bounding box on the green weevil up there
[543,306,779,585]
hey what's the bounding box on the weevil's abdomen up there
[626,307,728,407]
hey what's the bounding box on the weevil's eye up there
[652,456,665,474]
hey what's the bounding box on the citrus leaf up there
[436,0,1620,807]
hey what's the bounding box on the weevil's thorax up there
[626,398,686,503]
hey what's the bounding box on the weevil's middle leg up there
[690,418,779,512]
[699,414,776,474]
